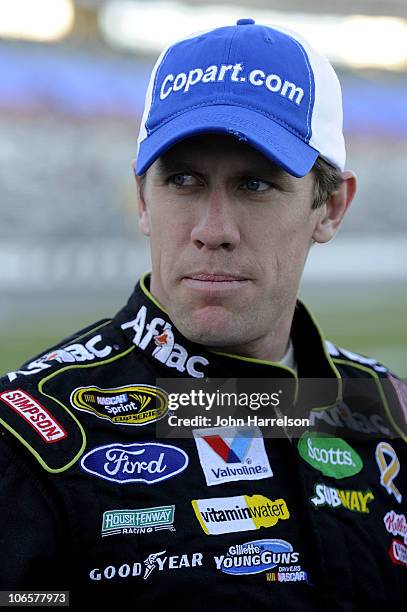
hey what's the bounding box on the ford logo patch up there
[80,442,189,484]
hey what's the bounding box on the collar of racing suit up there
[113,273,342,415]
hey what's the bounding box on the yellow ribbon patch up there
[375,442,402,504]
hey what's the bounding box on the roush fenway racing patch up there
[0,389,67,443]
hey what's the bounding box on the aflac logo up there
[81,442,188,484]
[297,432,363,479]
[121,305,209,378]
[8,334,112,382]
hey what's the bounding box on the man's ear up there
[132,159,151,237]
[312,171,357,244]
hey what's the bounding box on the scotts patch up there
[310,483,374,514]
[7,334,113,382]
[192,494,289,536]
[81,442,188,484]
[70,385,168,426]
[121,305,209,378]
[102,506,175,537]
[297,432,363,479]
[214,539,305,579]
[0,389,67,443]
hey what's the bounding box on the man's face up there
[137,134,324,353]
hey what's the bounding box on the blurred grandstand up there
[0,0,406,375]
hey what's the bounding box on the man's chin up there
[175,304,240,347]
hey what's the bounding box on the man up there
[0,19,406,610]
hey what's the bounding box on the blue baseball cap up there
[136,19,345,178]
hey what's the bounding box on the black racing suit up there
[0,273,406,610]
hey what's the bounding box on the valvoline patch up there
[81,442,188,484]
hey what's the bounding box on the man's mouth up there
[181,272,250,293]
[186,273,247,282]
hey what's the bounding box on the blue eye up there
[241,179,271,192]
[170,174,197,186]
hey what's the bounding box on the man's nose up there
[190,189,240,251]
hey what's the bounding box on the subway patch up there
[310,482,374,514]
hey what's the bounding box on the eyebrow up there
[157,156,290,180]
[157,158,198,176]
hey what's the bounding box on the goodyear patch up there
[70,385,168,426]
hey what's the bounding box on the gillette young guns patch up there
[193,426,273,486]
[70,385,168,426]
[214,539,308,583]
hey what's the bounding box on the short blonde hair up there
[312,157,344,209]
